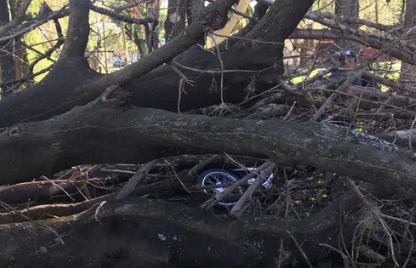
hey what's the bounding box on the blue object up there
[329,71,379,88]
[340,50,356,59]
[112,59,125,68]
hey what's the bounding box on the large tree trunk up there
[0,86,412,192]
[400,0,416,82]
[0,189,384,268]
[0,0,314,128]
[334,0,359,52]
[164,0,187,42]
[5,0,415,267]
[0,0,16,97]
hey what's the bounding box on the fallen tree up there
[0,0,312,127]
[0,188,386,268]
[1,86,413,191]
[1,0,416,267]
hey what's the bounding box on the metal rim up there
[200,171,243,207]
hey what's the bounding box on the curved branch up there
[90,4,155,25]
[0,8,68,45]
[0,86,413,193]
[308,11,399,32]
[113,0,153,13]
[0,191,378,268]
[73,0,238,93]
[0,65,53,88]
[0,0,32,36]
[28,16,65,75]
[0,0,315,130]
[290,28,415,65]
[59,0,90,59]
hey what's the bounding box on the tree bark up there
[334,0,359,52]
[400,0,416,82]
[290,28,415,65]
[0,190,380,268]
[164,0,187,42]
[0,86,413,194]
[0,0,16,96]
[0,0,314,129]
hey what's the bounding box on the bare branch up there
[28,11,65,75]
[76,0,238,91]
[59,0,91,59]
[0,0,32,36]
[113,0,153,13]
[0,7,68,45]
[1,87,413,194]
[290,29,416,65]
[90,4,155,25]
[308,11,399,32]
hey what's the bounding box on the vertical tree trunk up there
[146,0,161,52]
[334,0,359,52]
[206,0,251,48]
[0,0,16,96]
[164,0,187,42]
[400,0,416,82]
[125,24,146,57]
[9,0,32,88]
[186,0,205,46]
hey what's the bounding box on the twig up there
[319,243,351,268]
[311,51,383,122]
[311,69,364,122]
[40,175,76,202]
[0,0,32,36]
[115,160,158,200]
[287,231,314,268]
[200,161,272,210]
[0,193,115,224]
[409,116,416,152]
[113,0,153,13]
[171,60,270,74]
[0,201,64,245]
[283,101,296,120]
[229,163,276,218]
[0,65,53,87]
[345,91,363,141]
[187,155,221,176]
[208,32,225,104]
[343,177,400,267]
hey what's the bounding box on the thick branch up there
[0,0,239,128]
[90,4,155,25]
[308,11,398,32]
[114,0,152,13]
[59,0,90,59]
[0,192,375,268]
[0,0,32,36]
[0,8,68,45]
[0,87,414,193]
[290,28,415,65]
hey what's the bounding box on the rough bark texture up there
[400,0,416,81]
[0,191,378,268]
[0,87,412,194]
[0,0,16,96]
[2,0,416,267]
[164,0,187,42]
[0,0,315,128]
[290,28,415,65]
[334,0,359,52]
